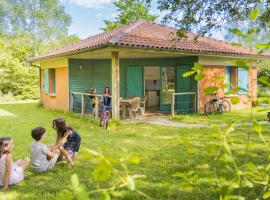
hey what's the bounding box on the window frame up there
[44,68,56,96]
[237,67,249,95]
[224,66,233,94]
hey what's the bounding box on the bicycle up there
[204,93,231,116]
[99,105,111,130]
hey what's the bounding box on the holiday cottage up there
[30,20,266,119]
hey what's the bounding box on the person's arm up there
[46,131,70,160]
[48,130,71,157]
[3,154,12,189]
[90,97,95,105]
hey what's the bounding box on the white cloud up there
[97,12,104,17]
[66,0,114,8]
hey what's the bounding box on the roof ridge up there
[108,20,145,44]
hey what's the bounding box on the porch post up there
[111,51,120,119]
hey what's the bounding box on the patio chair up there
[139,95,147,116]
[130,97,142,119]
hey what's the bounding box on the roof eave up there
[109,44,270,60]
[29,43,270,63]
[28,44,110,63]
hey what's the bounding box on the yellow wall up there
[39,57,68,69]
[40,58,69,111]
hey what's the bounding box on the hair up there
[104,87,110,94]
[52,118,72,142]
[0,137,12,158]
[31,127,46,141]
[90,87,96,94]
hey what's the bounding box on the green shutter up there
[126,66,143,97]
[175,66,197,113]
[229,66,233,90]
[53,69,56,94]
[44,69,49,94]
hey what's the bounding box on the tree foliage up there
[0,0,79,100]
[0,34,38,100]
[156,0,270,37]
[102,0,157,31]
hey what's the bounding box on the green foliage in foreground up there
[0,103,269,199]
[171,107,268,124]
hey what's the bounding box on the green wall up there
[69,59,111,112]
[69,56,198,112]
[119,57,198,111]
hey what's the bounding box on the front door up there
[175,66,197,113]
[144,66,160,109]
[126,66,143,97]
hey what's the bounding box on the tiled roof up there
[30,20,266,62]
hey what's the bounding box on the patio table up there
[120,98,134,120]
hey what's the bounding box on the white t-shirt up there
[30,141,50,172]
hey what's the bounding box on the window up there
[162,67,175,104]
[237,68,249,94]
[224,66,233,94]
[44,68,56,95]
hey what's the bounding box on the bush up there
[257,87,270,97]
[0,36,39,100]
[0,92,17,102]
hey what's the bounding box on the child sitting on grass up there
[0,137,29,189]
[52,118,81,166]
[30,127,69,172]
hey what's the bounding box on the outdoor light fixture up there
[79,65,82,70]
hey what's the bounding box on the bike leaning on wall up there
[204,93,231,116]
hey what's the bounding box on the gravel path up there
[143,117,208,127]
[143,117,269,128]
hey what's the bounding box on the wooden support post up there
[171,93,175,117]
[95,96,99,119]
[194,93,197,113]
[111,51,120,119]
[70,93,74,112]
[81,94,84,115]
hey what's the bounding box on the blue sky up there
[62,0,224,40]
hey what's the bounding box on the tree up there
[102,0,157,31]
[0,0,79,99]
[156,0,270,37]
[1,0,74,55]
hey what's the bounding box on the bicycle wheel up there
[204,101,216,116]
[104,119,108,129]
[220,100,231,113]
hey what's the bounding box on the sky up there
[61,0,224,40]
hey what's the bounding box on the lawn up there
[0,103,269,200]
[171,107,269,124]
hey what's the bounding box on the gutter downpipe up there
[30,64,42,105]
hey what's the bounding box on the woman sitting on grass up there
[52,118,81,166]
[0,137,29,189]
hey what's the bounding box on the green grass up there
[171,107,269,124]
[0,104,269,200]
[258,96,270,104]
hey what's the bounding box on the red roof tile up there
[30,20,267,62]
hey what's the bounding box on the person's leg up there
[48,150,60,170]
[59,146,74,166]
[16,158,30,171]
